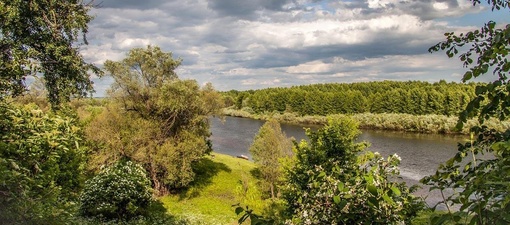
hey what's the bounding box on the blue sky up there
[80,0,509,97]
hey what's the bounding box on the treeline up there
[223,80,478,116]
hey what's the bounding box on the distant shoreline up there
[221,108,510,135]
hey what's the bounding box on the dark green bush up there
[79,160,153,221]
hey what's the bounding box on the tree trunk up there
[148,162,167,196]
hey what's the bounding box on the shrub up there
[282,116,423,224]
[79,160,153,221]
[0,102,86,224]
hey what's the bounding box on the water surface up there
[209,116,467,208]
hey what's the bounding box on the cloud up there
[80,0,498,95]
[207,0,292,19]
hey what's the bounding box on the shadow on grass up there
[176,157,231,200]
[250,167,262,179]
[75,200,190,225]
[145,200,190,225]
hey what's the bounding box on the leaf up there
[368,197,379,207]
[338,200,348,210]
[462,71,473,82]
[390,187,401,197]
[235,206,244,215]
[382,194,395,204]
[337,182,345,192]
[367,184,378,196]
[333,195,341,204]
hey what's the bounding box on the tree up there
[422,1,510,224]
[249,119,292,199]
[282,116,422,224]
[0,103,87,224]
[88,46,222,194]
[0,0,100,107]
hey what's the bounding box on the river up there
[209,116,467,208]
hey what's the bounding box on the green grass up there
[158,153,459,225]
[160,153,263,225]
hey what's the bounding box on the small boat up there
[236,155,249,160]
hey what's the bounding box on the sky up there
[80,0,509,97]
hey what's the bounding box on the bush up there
[79,160,153,221]
[282,116,424,224]
[0,102,86,224]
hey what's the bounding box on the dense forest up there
[224,81,478,116]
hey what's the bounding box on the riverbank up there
[159,152,457,224]
[222,108,510,135]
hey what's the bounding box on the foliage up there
[422,1,510,224]
[249,119,293,199]
[422,131,510,225]
[104,45,181,112]
[89,45,223,194]
[282,116,423,224]
[79,160,152,221]
[0,0,100,107]
[0,102,86,224]
[223,81,476,117]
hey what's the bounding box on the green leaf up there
[368,197,379,207]
[390,187,401,197]
[462,71,473,81]
[235,206,244,215]
[338,200,348,210]
[382,194,395,204]
[337,182,345,192]
[333,195,341,204]
[367,184,378,196]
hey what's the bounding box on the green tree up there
[0,103,87,224]
[89,46,222,194]
[249,119,292,199]
[0,0,100,107]
[282,116,421,224]
[422,1,510,224]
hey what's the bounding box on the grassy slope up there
[158,154,448,225]
[160,153,262,225]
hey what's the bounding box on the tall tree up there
[249,119,292,199]
[422,1,510,224]
[0,1,97,223]
[0,0,100,107]
[89,46,222,194]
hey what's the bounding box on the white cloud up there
[286,60,333,74]
[367,0,399,9]
[79,0,499,95]
[433,2,449,10]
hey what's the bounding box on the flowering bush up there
[79,160,153,221]
[283,116,423,224]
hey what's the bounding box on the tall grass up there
[222,108,510,134]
